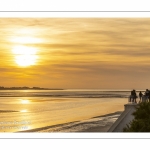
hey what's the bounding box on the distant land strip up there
[0,86,64,90]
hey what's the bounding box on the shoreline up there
[18,111,122,133]
[78,111,122,132]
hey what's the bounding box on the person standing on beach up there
[139,91,143,102]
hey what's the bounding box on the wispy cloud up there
[0,18,150,89]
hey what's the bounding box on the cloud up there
[1,18,150,88]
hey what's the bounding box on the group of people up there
[129,89,150,103]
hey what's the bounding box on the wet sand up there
[18,111,122,133]
[77,111,122,132]
[79,124,113,132]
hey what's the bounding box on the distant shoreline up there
[0,89,64,90]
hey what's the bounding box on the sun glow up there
[12,45,38,67]
[11,37,42,44]
[21,99,30,104]
[20,109,28,113]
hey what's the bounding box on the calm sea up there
[0,89,138,132]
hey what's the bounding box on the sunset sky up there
[0,18,150,89]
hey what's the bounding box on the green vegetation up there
[123,102,150,132]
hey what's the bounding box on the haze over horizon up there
[0,18,150,89]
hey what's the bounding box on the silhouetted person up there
[139,91,143,102]
[133,90,137,103]
[130,89,137,103]
[148,90,150,102]
[130,90,134,102]
[145,89,149,102]
[147,89,150,102]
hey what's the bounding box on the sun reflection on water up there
[21,99,30,104]
[20,109,28,113]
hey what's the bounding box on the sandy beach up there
[18,111,122,132]
[78,111,122,132]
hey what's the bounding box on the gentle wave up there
[0,110,19,113]
[0,90,131,98]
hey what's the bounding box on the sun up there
[12,45,38,67]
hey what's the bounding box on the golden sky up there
[0,18,150,89]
